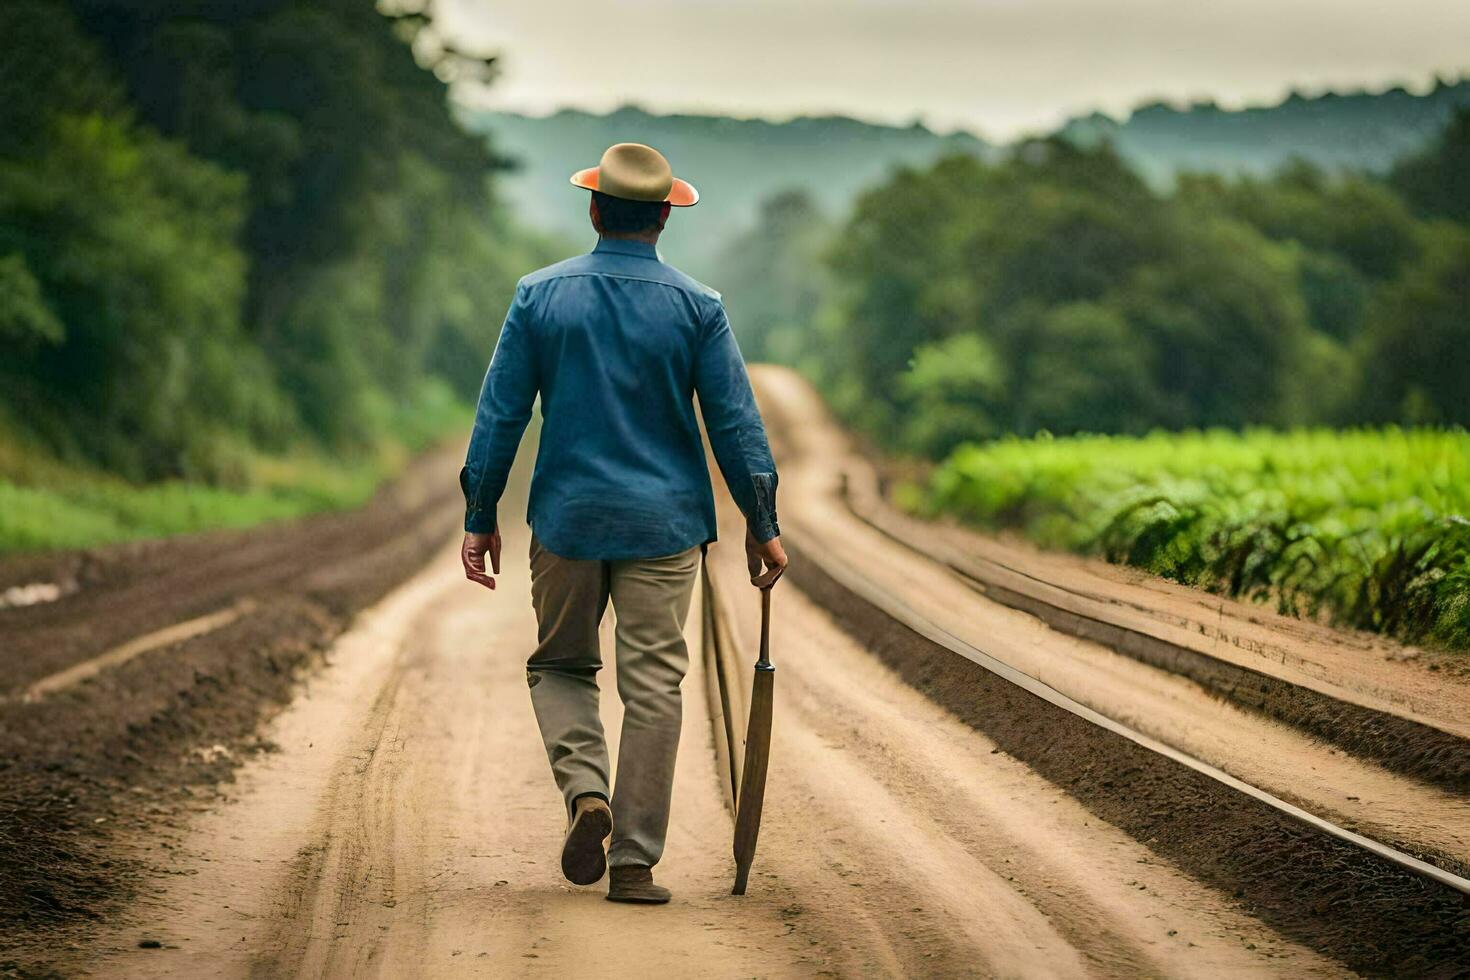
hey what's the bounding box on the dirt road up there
[48,440,1348,979]
[9,369,1466,976]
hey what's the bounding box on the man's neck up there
[600,231,662,246]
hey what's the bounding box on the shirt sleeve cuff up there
[749,516,781,543]
[749,472,779,542]
[465,507,497,534]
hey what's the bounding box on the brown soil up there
[23,450,1338,979]
[3,372,1464,977]
[0,446,461,959]
[787,538,1470,977]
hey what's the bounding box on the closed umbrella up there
[732,578,779,895]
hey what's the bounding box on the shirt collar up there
[593,237,662,261]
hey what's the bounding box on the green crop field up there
[916,428,1470,651]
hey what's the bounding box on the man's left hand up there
[462,530,501,590]
[746,529,787,589]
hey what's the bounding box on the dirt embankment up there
[0,446,462,956]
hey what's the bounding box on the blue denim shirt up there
[460,238,780,560]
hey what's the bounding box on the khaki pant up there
[527,535,700,869]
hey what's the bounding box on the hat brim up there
[570,167,699,207]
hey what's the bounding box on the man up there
[459,143,787,905]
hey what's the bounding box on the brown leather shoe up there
[561,796,613,885]
[606,865,671,904]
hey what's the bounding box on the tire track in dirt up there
[703,512,1337,979]
[41,442,1340,978]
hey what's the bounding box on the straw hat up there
[569,143,699,207]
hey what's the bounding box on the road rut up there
[64,460,1336,978]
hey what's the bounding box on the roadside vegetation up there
[0,380,464,552]
[0,1,558,552]
[727,109,1470,649]
[0,451,384,555]
[915,428,1470,650]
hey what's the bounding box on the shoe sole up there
[606,891,671,905]
[561,806,612,886]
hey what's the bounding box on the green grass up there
[915,428,1470,650]
[0,380,469,554]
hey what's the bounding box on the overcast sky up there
[438,0,1469,140]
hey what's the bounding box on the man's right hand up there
[746,529,788,589]
[462,530,501,590]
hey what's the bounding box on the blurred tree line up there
[0,0,555,482]
[725,111,1470,458]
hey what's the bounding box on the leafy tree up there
[718,190,833,364]
[1112,217,1312,429]
[0,115,289,478]
[896,333,1007,457]
[1294,248,1369,342]
[1178,163,1419,280]
[1175,164,1423,348]
[0,1,121,154]
[795,134,1442,454]
[0,254,64,348]
[828,154,989,424]
[0,0,537,481]
[1393,108,1470,225]
[1013,302,1161,436]
[1357,224,1470,424]
[828,140,1170,443]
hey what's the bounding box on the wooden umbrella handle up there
[757,585,773,669]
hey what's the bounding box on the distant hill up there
[459,105,992,278]
[463,80,1470,274]
[1060,77,1470,185]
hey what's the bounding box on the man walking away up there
[459,143,788,904]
